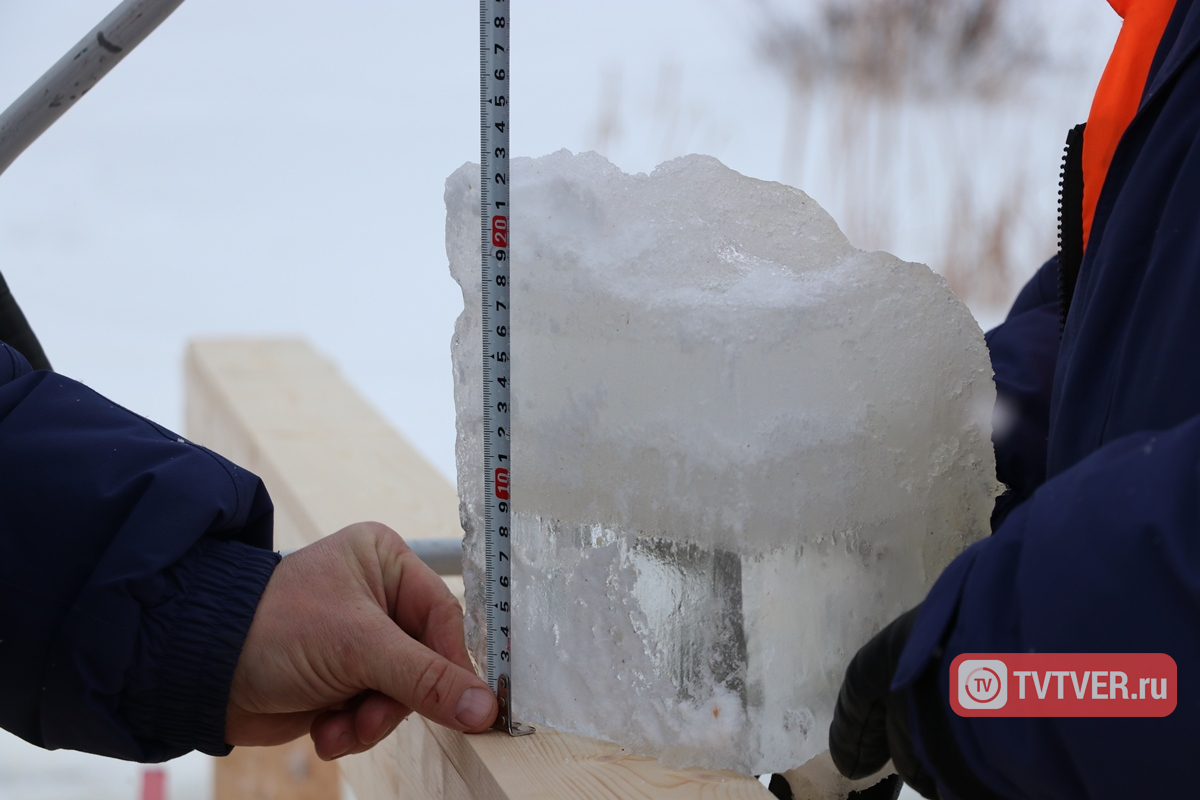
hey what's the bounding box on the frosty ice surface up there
[448,151,998,774]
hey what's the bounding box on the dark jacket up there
[895,0,1200,796]
[0,342,279,762]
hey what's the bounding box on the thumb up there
[370,625,498,732]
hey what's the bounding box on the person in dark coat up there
[0,337,497,762]
[831,0,1200,796]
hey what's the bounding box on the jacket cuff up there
[122,538,280,759]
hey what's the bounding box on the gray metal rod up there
[280,538,464,576]
[0,0,186,177]
[406,537,465,576]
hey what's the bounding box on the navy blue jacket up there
[0,343,280,761]
[895,1,1200,796]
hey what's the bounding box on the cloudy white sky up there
[0,0,801,484]
[0,1,1116,481]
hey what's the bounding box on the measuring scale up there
[480,0,534,737]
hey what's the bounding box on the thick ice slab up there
[449,151,998,774]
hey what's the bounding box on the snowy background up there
[0,0,1118,797]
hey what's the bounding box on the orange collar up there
[1083,0,1177,250]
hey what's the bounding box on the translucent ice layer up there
[449,151,998,775]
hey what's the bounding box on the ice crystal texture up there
[448,151,997,774]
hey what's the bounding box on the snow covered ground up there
[0,0,1119,796]
[0,728,209,800]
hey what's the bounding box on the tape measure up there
[480,0,533,737]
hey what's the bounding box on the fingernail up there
[329,731,353,759]
[370,715,398,744]
[454,687,494,729]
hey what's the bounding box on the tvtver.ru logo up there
[950,653,1176,717]
[957,659,1008,709]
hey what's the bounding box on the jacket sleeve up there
[891,412,1200,798]
[0,341,281,762]
[985,258,1061,528]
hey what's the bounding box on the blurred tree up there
[752,0,1044,99]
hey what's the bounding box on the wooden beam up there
[186,338,773,800]
[210,737,339,800]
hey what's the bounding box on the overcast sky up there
[0,0,802,481]
[0,1,1115,483]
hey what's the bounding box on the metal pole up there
[405,538,465,576]
[0,0,186,178]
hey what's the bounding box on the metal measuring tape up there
[480,0,533,737]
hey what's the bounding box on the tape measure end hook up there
[494,674,536,737]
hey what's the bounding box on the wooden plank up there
[432,726,773,800]
[211,737,339,800]
[185,338,461,551]
[186,338,773,800]
[340,715,474,800]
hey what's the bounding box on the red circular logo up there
[965,667,1002,703]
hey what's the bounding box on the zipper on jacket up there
[1058,122,1086,332]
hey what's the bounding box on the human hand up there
[225,521,497,759]
[829,606,936,798]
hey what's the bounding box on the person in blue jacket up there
[830,0,1200,797]
[0,334,498,762]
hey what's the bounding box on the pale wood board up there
[186,339,773,800]
[433,726,774,800]
[186,338,462,550]
[211,737,339,800]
